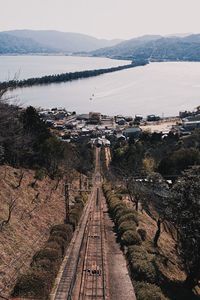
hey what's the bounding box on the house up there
[182,120,200,131]
[147,115,160,122]
[116,133,126,139]
[124,127,141,139]
[77,114,89,121]
[89,112,101,124]
[45,119,54,127]
[134,115,143,122]
[117,119,126,126]
[125,116,133,122]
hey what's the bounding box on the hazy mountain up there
[0,33,54,54]
[2,30,123,53]
[91,35,162,59]
[91,34,200,61]
[2,30,200,61]
[166,33,192,38]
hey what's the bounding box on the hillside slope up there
[0,165,81,297]
[2,30,123,53]
[91,34,200,61]
[0,33,54,54]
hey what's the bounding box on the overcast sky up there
[0,0,200,39]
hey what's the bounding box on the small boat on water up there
[90,93,95,101]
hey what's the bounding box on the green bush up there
[45,241,62,252]
[114,207,138,221]
[134,281,168,300]
[73,203,84,212]
[118,220,137,236]
[137,228,147,241]
[75,195,85,207]
[127,246,158,284]
[71,206,83,216]
[108,196,121,211]
[12,270,51,299]
[50,224,73,235]
[68,215,78,229]
[114,207,128,222]
[34,168,46,180]
[48,224,73,251]
[102,183,112,194]
[112,203,126,216]
[67,204,83,228]
[121,230,142,246]
[48,235,67,248]
[130,257,157,283]
[31,258,58,274]
[33,248,61,263]
[51,230,71,242]
[12,196,85,300]
[117,212,139,227]
[127,245,144,259]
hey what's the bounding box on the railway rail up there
[51,148,108,300]
[77,186,107,300]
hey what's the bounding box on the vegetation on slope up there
[1,30,123,53]
[102,182,169,300]
[105,128,200,298]
[91,34,200,61]
[0,90,93,298]
[102,181,200,300]
[0,32,54,54]
[12,195,87,299]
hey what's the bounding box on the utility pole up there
[64,179,70,223]
[79,173,82,192]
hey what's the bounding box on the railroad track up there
[52,148,108,300]
[78,186,107,300]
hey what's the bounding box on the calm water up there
[4,58,200,117]
[0,55,129,81]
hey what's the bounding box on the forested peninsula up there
[0,60,148,90]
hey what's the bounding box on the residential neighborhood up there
[37,106,200,146]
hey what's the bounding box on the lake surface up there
[0,55,129,81]
[3,57,200,117]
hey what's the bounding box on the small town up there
[38,106,200,146]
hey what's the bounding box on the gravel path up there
[102,194,136,300]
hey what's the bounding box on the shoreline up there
[0,60,148,89]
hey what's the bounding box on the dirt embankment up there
[0,165,81,298]
[104,147,112,169]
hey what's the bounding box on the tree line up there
[0,60,148,89]
[0,90,94,178]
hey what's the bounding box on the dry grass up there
[138,209,185,283]
[120,191,185,283]
[0,165,82,297]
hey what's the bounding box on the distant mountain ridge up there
[0,32,54,54]
[90,34,200,61]
[1,30,123,54]
[1,30,200,62]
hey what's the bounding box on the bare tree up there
[0,196,17,230]
[15,169,24,188]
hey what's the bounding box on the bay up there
[3,57,200,117]
[0,55,129,81]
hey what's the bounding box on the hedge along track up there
[52,148,108,300]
